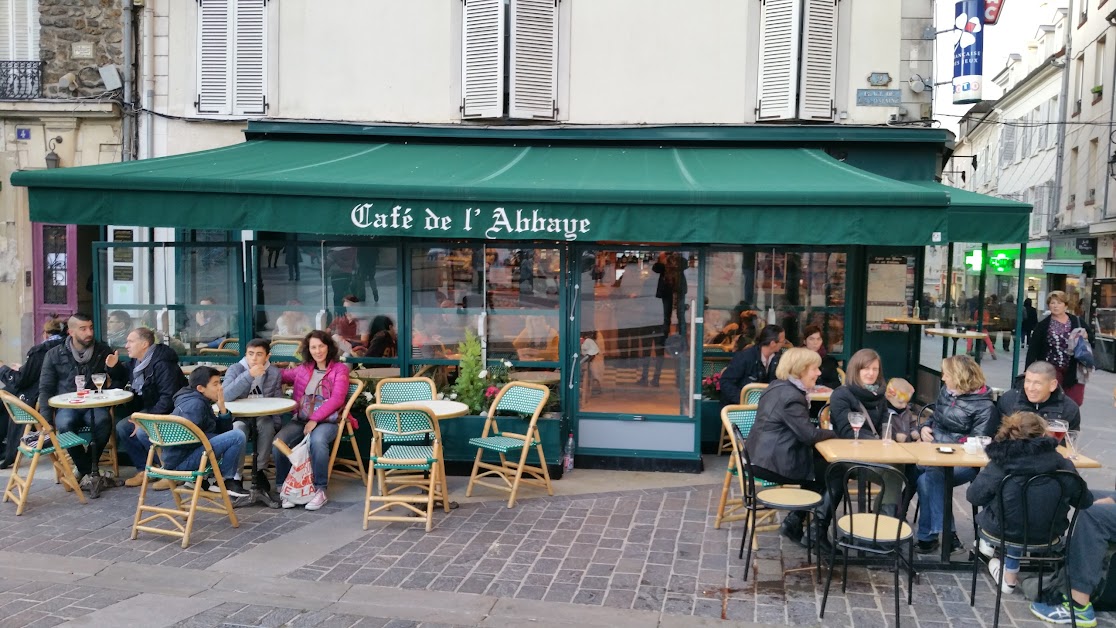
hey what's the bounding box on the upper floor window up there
[195,0,267,116]
[461,0,560,120]
[757,0,838,122]
[0,0,39,60]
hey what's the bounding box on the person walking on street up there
[1025,291,1092,406]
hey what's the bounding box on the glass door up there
[573,248,699,418]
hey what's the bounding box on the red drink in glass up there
[1048,426,1067,444]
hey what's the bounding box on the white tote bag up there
[279,438,316,504]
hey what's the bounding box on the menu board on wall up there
[867,255,911,328]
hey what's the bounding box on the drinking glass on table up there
[848,412,866,444]
[91,373,107,395]
[1064,430,1080,460]
[1048,419,1068,445]
[74,375,86,392]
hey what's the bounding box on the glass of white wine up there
[91,373,107,395]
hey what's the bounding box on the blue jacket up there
[163,387,233,469]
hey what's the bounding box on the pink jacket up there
[281,361,355,428]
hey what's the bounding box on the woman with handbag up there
[273,330,352,510]
[1026,291,1093,406]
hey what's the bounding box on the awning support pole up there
[1012,243,1026,381]
[943,243,954,361]
[975,243,988,365]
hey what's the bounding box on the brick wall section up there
[38,0,124,98]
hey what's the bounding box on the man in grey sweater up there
[222,338,284,494]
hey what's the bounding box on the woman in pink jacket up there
[274,330,351,510]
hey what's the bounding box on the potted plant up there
[1091,84,1103,95]
[699,371,725,453]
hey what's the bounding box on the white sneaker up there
[988,558,1017,594]
[281,498,297,509]
[304,490,328,511]
[979,538,995,558]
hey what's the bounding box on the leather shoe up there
[124,473,145,487]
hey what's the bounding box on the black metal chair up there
[821,462,917,627]
[730,425,823,580]
[969,470,1088,628]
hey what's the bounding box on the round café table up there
[182,363,227,375]
[384,399,469,508]
[219,397,298,417]
[48,388,134,479]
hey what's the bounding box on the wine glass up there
[91,373,107,395]
[1048,419,1068,446]
[848,412,866,444]
[1064,430,1080,460]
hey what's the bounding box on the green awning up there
[909,182,1032,244]
[10,134,1026,246]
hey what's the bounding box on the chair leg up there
[970,545,980,605]
[841,540,850,593]
[424,459,438,532]
[894,549,901,626]
[715,463,733,529]
[347,428,366,483]
[534,441,554,495]
[507,446,532,508]
[738,507,749,559]
[804,511,813,566]
[820,535,839,618]
[181,478,204,549]
[11,451,40,515]
[465,448,484,498]
[362,462,376,531]
[2,451,25,505]
[743,507,758,581]
[993,560,1005,628]
[53,452,87,505]
[130,468,151,540]
[908,540,915,604]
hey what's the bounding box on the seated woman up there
[828,348,887,439]
[513,315,560,362]
[967,412,1093,595]
[802,325,842,390]
[273,331,352,511]
[329,295,369,356]
[275,299,313,337]
[366,315,397,358]
[745,348,837,547]
[915,354,1000,553]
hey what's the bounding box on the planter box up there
[699,399,725,454]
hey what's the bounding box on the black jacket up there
[997,383,1081,431]
[966,436,1093,543]
[720,345,780,406]
[108,344,186,418]
[0,336,65,407]
[818,355,842,390]
[745,379,836,481]
[38,339,115,423]
[928,385,999,443]
[829,384,887,440]
[1025,313,1093,389]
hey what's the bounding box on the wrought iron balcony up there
[0,61,43,100]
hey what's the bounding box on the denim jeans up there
[916,465,979,541]
[55,407,111,477]
[116,417,152,469]
[1067,489,1116,595]
[160,429,246,483]
[274,420,338,492]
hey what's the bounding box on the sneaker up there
[78,474,92,490]
[780,515,804,544]
[124,473,145,488]
[254,470,271,495]
[281,499,297,509]
[987,558,1017,594]
[978,538,995,558]
[257,490,280,509]
[916,538,940,554]
[304,490,328,511]
[1030,599,1097,627]
[219,479,250,498]
[227,493,254,509]
[949,533,964,553]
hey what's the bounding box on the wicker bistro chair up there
[715,404,773,529]
[363,404,448,531]
[820,462,916,627]
[199,338,240,357]
[268,340,300,362]
[129,413,239,548]
[326,378,367,485]
[466,382,552,508]
[969,471,1088,628]
[373,378,439,498]
[718,382,768,454]
[0,392,87,515]
[729,424,823,580]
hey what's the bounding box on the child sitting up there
[884,377,919,442]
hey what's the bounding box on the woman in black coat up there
[828,348,888,439]
[745,348,836,544]
[966,411,1093,591]
[0,318,66,468]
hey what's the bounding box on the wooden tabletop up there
[48,389,134,409]
[220,397,298,417]
[883,318,938,326]
[899,441,990,467]
[388,399,470,420]
[807,386,833,402]
[508,370,561,385]
[815,439,919,465]
[182,364,227,375]
[925,328,990,339]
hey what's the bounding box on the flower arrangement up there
[701,371,722,401]
[451,330,510,414]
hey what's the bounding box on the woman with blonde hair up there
[915,354,1000,554]
[745,348,837,547]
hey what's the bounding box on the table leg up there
[950,338,959,356]
[940,466,954,564]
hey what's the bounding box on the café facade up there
[11,122,1031,473]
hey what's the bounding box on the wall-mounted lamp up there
[44,136,63,169]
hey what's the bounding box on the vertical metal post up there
[942,243,954,360]
[974,243,988,364]
[1013,243,1027,380]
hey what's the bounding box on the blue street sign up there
[952,0,985,104]
[16,128,30,140]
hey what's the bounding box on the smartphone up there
[936,446,955,454]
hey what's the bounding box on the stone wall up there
[38,0,124,98]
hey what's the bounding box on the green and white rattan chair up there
[268,340,300,362]
[1,391,87,515]
[718,382,768,454]
[129,413,239,548]
[363,403,447,531]
[372,377,439,496]
[327,378,366,484]
[466,381,552,508]
[715,403,778,529]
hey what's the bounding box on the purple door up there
[32,223,78,330]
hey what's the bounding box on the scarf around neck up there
[132,345,156,393]
[67,337,94,365]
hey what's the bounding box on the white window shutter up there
[232,0,266,115]
[1019,115,1031,156]
[3,0,37,60]
[461,0,506,119]
[998,124,1015,168]
[196,0,231,115]
[757,0,801,121]
[797,0,837,121]
[1036,104,1047,148]
[509,0,557,120]
[0,1,11,60]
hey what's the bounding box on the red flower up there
[485,386,499,398]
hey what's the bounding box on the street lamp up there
[44,136,62,169]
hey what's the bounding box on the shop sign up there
[1052,237,1097,261]
[952,0,984,104]
[350,203,592,241]
[1076,237,1097,256]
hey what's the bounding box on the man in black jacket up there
[997,361,1081,431]
[108,327,187,490]
[0,318,66,468]
[719,324,784,406]
[37,314,114,486]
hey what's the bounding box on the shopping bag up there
[278,437,316,505]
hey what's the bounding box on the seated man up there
[164,367,252,507]
[181,297,230,349]
[222,338,283,495]
[1029,490,1113,626]
[719,324,784,407]
[109,327,187,490]
[997,360,1081,431]
[0,317,66,469]
[38,313,115,493]
[105,310,132,348]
